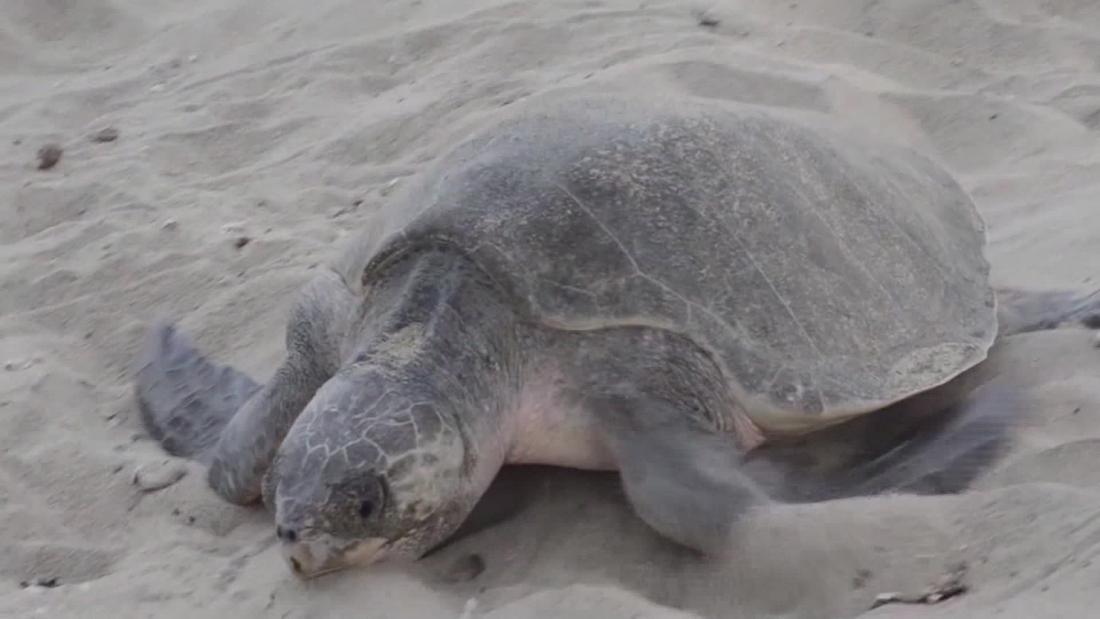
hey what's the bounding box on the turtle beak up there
[281,535,389,580]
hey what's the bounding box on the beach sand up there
[2,1,1100,617]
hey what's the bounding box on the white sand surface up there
[2,1,1100,617]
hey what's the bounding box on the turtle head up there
[267,368,485,579]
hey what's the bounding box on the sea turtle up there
[134,91,1100,579]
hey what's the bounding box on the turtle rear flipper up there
[745,380,1023,502]
[838,381,1022,497]
[135,321,261,464]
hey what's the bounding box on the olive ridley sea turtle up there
[135,91,1100,579]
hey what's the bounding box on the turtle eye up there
[333,473,386,521]
[358,499,375,520]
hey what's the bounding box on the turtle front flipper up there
[569,329,775,556]
[586,386,772,555]
[135,321,261,463]
[134,321,325,505]
[203,359,327,505]
[135,270,358,505]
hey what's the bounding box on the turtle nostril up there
[276,526,298,543]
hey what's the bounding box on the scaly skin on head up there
[268,246,524,578]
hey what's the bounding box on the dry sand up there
[2,1,1100,617]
